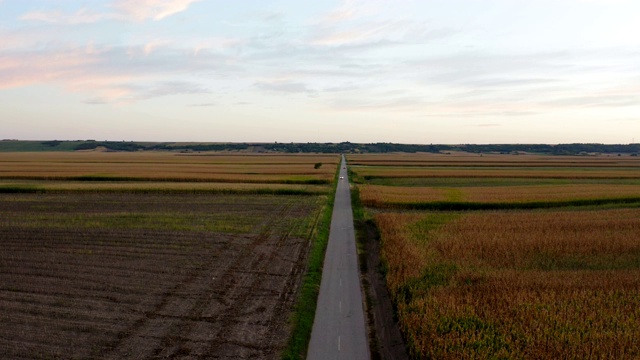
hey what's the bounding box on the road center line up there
[338,336,341,351]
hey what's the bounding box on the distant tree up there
[41,140,62,147]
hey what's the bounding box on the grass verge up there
[350,184,379,358]
[280,160,340,359]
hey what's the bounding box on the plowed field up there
[0,192,325,359]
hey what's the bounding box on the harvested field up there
[0,192,326,359]
[375,210,640,359]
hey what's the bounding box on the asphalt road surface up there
[307,155,370,360]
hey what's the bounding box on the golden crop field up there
[375,210,640,359]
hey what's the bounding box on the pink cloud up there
[0,46,136,104]
[0,41,220,103]
[20,0,201,24]
[112,0,202,21]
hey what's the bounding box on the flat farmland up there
[0,152,338,359]
[348,152,640,359]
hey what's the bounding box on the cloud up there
[0,42,229,103]
[20,0,201,24]
[112,0,202,21]
[542,94,640,108]
[309,19,455,49]
[331,95,426,112]
[254,80,317,96]
[143,40,170,55]
[188,102,216,107]
[20,8,108,24]
[126,81,210,100]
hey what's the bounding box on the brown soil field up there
[0,192,325,359]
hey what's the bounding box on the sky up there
[1,0,640,144]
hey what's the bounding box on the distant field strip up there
[0,181,329,195]
[351,166,640,179]
[376,209,640,359]
[348,153,640,167]
[365,177,640,187]
[360,184,640,208]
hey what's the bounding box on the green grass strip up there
[281,160,340,359]
[0,185,44,193]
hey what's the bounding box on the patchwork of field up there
[348,152,640,359]
[0,152,337,359]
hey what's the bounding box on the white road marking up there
[339,301,342,313]
[338,335,341,351]
[339,278,342,287]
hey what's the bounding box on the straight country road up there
[307,155,370,360]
